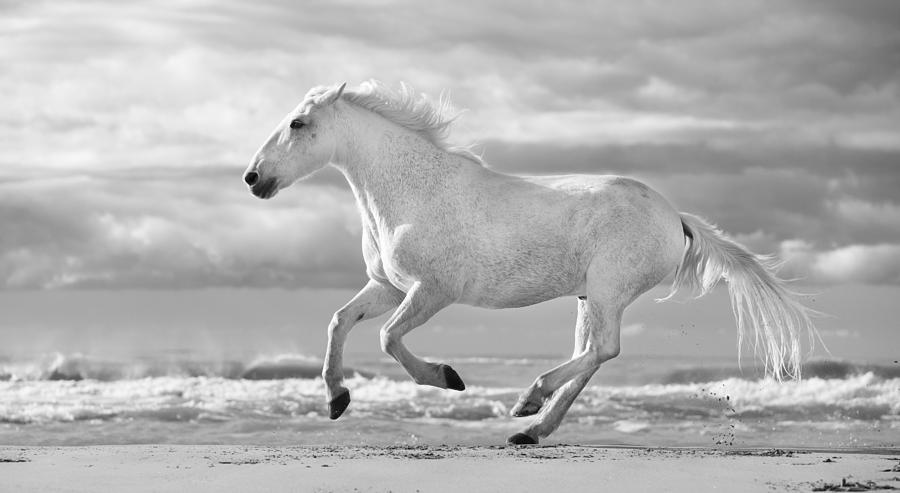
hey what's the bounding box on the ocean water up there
[1,352,897,449]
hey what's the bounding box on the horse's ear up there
[318,82,347,106]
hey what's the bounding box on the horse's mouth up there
[250,178,279,199]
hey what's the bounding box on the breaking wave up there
[2,353,895,448]
[0,369,896,426]
[0,352,373,382]
[661,360,900,384]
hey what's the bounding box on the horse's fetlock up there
[330,308,354,331]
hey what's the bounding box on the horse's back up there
[514,173,682,240]
[521,174,666,208]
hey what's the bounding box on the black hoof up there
[328,390,351,420]
[507,433,538,445]
[511,400,542,417]
[441,365,466,391]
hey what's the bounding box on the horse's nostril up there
[244,171,259,186]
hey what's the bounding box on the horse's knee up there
[330,307,363,337]
[329,308,351,331]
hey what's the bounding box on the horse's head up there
[243,82,346,199]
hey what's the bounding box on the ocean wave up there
[0,352,373,382]
[660,359,900,384]
[2,353,897,392]
[0,372,896,426]
[577,372,900,422]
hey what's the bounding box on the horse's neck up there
[331,106,477,226]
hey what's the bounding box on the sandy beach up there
[2,445,898,492]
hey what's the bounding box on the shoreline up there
[3,444,899,492]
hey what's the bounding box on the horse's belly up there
[460,282,582,309]
[458,258,585,309]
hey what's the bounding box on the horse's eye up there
[290,119,305,129]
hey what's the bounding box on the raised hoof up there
[441,365,466,391]
[507,433,538,445]
[510,400,542,417]
[328,390,351,420]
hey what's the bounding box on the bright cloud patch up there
[780,241,900,285]
[812,244,900,284]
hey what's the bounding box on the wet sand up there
[2,445,898,492]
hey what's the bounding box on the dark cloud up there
[6,0,899,160]
[809,0,900,33]
[483,140,900,182]
[0,171,365,290]
[2,153,897,289]
[483,140,900,283]
[484,142,900,246]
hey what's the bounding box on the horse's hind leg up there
[508,296,622,444]
[379,281,464,390]
[323,280,403,419]
[508,367,598,445]
[510,296,622,419]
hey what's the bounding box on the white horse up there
[244,81,817,445]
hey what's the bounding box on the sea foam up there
[1,372,896,426]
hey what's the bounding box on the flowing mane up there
[340,80,483,164]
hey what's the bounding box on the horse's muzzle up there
[250,177,279,199]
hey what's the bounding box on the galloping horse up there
[243,81,816,445]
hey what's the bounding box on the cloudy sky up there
[2,0,899,360]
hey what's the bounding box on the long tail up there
[662,213,818,380]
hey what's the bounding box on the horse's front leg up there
[379,282,465,390]
[323,280,403,419]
